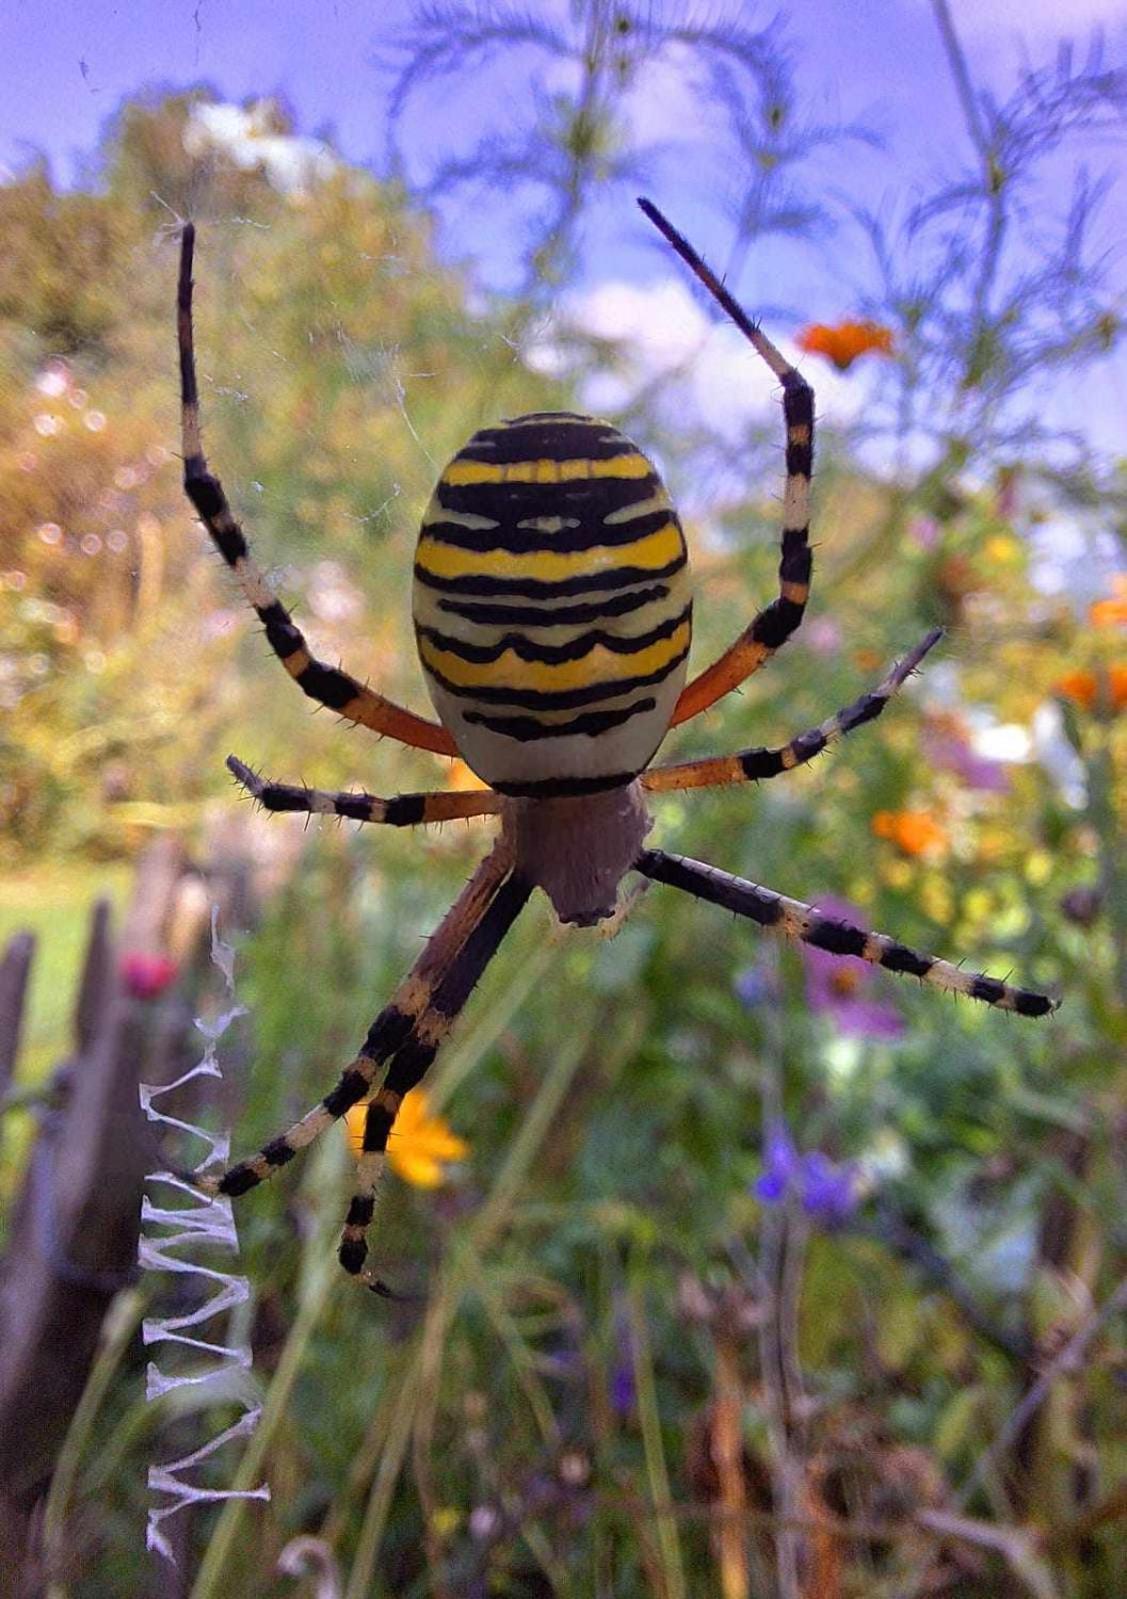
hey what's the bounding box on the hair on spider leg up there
[226,752,263,791]
[226,761,257,794]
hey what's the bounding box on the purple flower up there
[610,1363,636,1418]
[734,962,775,1010]
[802,898,905,1040]
[754,1120,859,1229]
[610,1300,636,1419]
[754,1120,800,1203]
[796,1151,859,1226]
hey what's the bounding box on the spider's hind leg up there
[636,848,1058,1017]
[194,836,519,1220]
[337,869,532,1283]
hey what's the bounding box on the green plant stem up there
[190,1138,343,1599]
[42,1287,147,1598]
[473,1268,562,1448]
[931,0,988,157]
[345,1021,591,1596]
[425,912,560,1119]
[344,1335,430,1599]
[1086,739,1127,1001]
[626,1261,686,1599]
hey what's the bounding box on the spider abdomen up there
[413,413,692,793]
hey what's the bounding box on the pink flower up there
[805,617,843,656]
[120,951,179,1000]
[908,516,940,551]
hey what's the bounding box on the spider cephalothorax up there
[178,200,1057,1288]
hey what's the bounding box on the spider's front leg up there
[636,850,1057,1017]
[227,754,502,827]
[638,200,814,725]
[177,224,456,756]
[194,837,530,1284]
[643,629,942,795]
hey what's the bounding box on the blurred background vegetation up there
[0,2,1124,1595]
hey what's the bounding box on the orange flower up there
[1054,665,1127,712]
[345,1089,468,1189]
[852,647,884,674]
[796,320,894,371]
[871,810,947,857]
[1089,575,1127,629]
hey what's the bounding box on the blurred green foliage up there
[1,8,1125,1594]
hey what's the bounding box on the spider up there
[177,200,1056,1288]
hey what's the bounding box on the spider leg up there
[635,849,1057,1017]
[194,835,516,1202]
[638,200,814,726]
[177,225,456,757]
[644,630,942,795]
[227,754,502,826]
[338,869,532,1282]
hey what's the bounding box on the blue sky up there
[4,2,1122,193]
[2,0,1124,461]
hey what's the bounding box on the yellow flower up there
[984,534,1019,565]
[344,1089,469,1189]
[796,320,894,371]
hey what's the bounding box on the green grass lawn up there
[0,861,133,1087]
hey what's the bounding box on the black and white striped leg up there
[644,630,942,795]
[338,871,533,1284]
[177,225,455,756]
[638,199,815,725]
[635,849,1058,1017]
[227,754,502,827]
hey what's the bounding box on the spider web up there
[137,910,269,1565]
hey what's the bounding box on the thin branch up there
[959,1273,1127,1513]
[932,0,990,157]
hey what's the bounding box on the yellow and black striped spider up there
[178,201,1056,1287]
